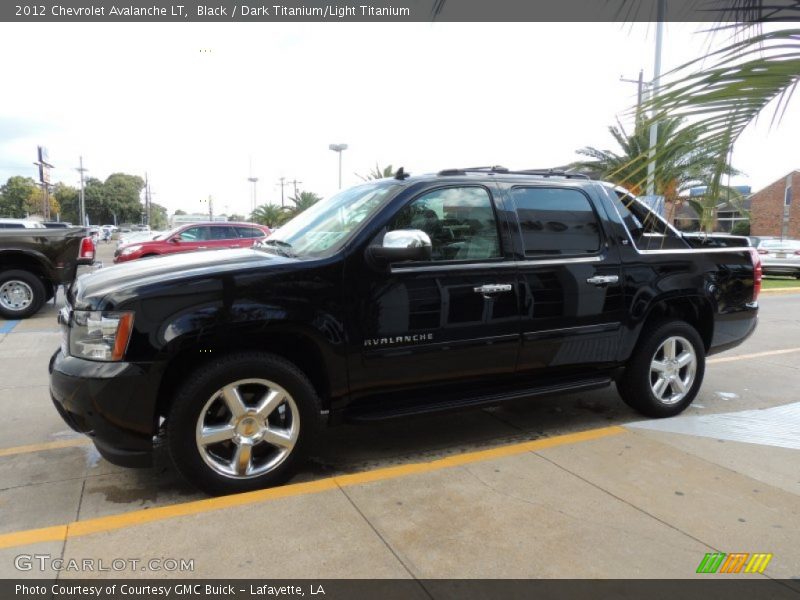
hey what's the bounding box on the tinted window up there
[612,190,683,250]
[209,226,237,240]
[235,226,263,238]
[0,223,24,229]
[179,226,209,241]
[388,186,500,261]
[512,187,600,256]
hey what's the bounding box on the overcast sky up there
[0,22,797,220]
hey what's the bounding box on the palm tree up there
[356,164,394,181]
[251,203,288,228]
[573,116,740,227]
[287,191,322,215]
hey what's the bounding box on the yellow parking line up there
[0,438,91,458]
[0,425,624,550]
[708,347,800,364]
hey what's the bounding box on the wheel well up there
[642,297,713,351]
[156,332,330,419]
[0,252,51,290]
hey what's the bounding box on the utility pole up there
[329,144,348,189]
[207,195,213,220]
[247,157,258,216]
[277,177,288,208]
[144,173,151,227]
[76,156,88,226]
[646,0,666,197]
[289,178,303,198]
[620,69,648,123]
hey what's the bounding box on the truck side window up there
[511,187,601,256]
[613,191,684,250]
[388,186,500,262]
[179,226,209,241]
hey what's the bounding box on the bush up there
[731,220,750,235]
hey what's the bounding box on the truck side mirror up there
[368,229,432,266]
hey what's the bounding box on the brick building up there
[750,170,799,238]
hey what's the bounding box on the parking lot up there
[0,242,798,581]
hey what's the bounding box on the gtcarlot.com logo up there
[14,553,194,572]
[696,552,772,574]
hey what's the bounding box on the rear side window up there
[209,226,237,240]
[0,223,24,229]
[179,226,209,241]
[612,190,684,250]
[511,187,601,256]
[235,226,263,238]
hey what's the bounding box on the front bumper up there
[48,350,162,468]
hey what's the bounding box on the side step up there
[345,377,612,423]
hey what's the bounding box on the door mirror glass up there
[370,229,432,265]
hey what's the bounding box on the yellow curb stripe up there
[0,425,624,550]
[708,347,800,364]
[0,438,91,458]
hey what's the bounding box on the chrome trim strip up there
[523,322,620,340]
[391,255,602,274]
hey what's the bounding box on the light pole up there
[646,0,666,197]
[76,156,88,226]
[248,176,258,214]
[328,143,348,189]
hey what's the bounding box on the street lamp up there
[328,143,348,189]
[248,176,259,214]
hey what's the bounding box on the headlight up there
[120,244,142,256]
[69,311,135,361]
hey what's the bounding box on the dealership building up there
[750,170,799,238]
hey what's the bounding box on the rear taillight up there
[79,237,95,261]
[794,250,800,256]
[758,249,769,255]
[748,247,762,302]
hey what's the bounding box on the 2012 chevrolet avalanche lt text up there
[49,168,760,495]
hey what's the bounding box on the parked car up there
[113,222,270,263]
[0,227,94,318]
[756,238,800,277]
[0,219,46,229]
[50,169,760,495]
[116,230,160,250]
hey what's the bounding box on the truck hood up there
[71,247,298,309]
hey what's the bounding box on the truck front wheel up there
[167,352,322,495]
[0,269,46,319]
[617,320,705,418]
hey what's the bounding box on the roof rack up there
[437,166,590,180]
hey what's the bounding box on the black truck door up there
[346,184,521,407]
[505,184,626,376]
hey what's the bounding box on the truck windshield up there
[258,181,400,258]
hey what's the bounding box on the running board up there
[345,377,612,423]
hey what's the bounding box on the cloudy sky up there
[0,22,797,219]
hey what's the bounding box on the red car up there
[114,222,271,263]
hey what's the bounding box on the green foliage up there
[731,220,751,236]
[356,164,394,181]
[149,203,169,230]
[251,204,289,228]
[52,183,79,223]
[173,209,187,216]
[572,117,738,202]
[0,176,38,218]
[227,213,246,223]
[287,191,322,214]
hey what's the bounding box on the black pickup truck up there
[50,169,760,494]
[0,228,95,319]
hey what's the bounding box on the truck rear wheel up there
[617,320,705,418]
[167,352,322,495]
[0,269,46,319]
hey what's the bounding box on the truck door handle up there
[586,275,619,286]
[473,284,513,295]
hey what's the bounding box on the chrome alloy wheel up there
[649,336,697,405]
[0,280,34,312]
[195,378,299,479]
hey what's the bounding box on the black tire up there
[0,269,47,319]
[617,320,705,418]
[167,352,322,495]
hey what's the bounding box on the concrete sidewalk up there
[0,423,797,580]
